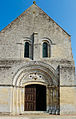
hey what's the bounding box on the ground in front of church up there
[0,114,76,119]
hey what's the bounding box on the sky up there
[0,0,76,68]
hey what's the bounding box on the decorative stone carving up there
[29,73,41,80]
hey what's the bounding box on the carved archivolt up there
[13,61,58,87]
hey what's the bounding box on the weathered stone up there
[0,3,75,115]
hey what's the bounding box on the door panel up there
[25,84,46,111]
[25,85,36,111]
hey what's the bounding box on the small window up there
[43,42,48,57]
[24,42,29,58]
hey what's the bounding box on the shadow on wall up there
[48,66,60,115]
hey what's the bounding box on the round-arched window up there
[24,42,29,58]
[43,42,48,58]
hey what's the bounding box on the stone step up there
[21,111,49,115]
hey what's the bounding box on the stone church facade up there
[0,2,76,115]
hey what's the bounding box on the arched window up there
[24,42,29,58]
[43,42,48,57]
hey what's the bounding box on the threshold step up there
[21,111,49,115]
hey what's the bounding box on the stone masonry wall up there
[0,4,73,62]
[0,3,75,115]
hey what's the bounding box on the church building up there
[0,2,76,115]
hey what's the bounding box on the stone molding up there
[13,61,58,87]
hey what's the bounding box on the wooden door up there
[25,85,36,111]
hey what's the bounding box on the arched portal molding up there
[17,70,53,87]
[13,61,58,87]
[22,81,47,87]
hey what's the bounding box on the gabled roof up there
[0,2,71,37]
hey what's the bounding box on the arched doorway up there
[24,84,46,111]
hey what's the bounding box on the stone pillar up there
[10,87,13,114]
[20,88,25,114]
[46,87,49,111]
[48,86,60,115]
[12,87,17,115]
[17,88,21,114]
[47,87,53,114]
[33,32,40,60]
